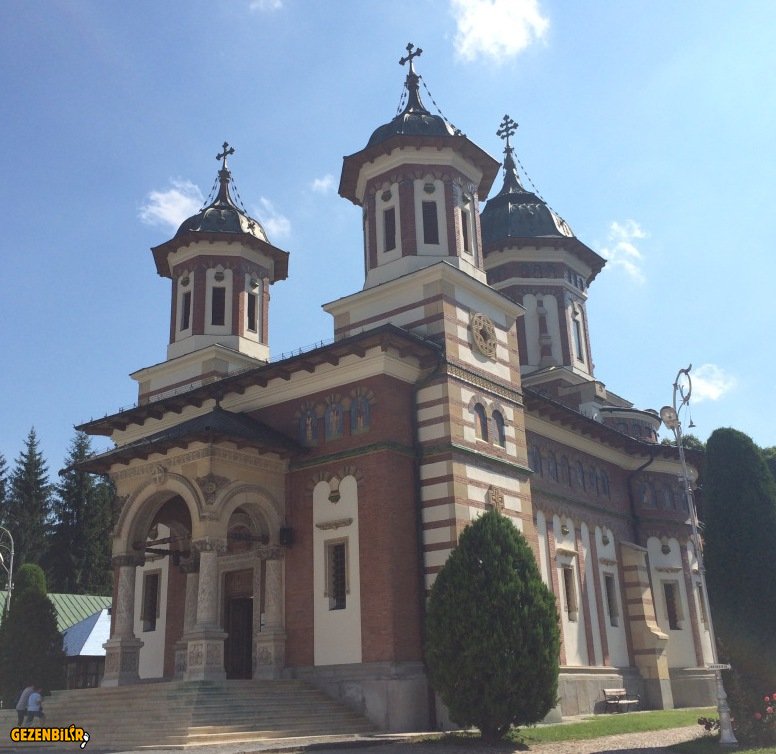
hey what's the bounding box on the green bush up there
[425,509,560,743]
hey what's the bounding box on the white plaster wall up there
[581,523,603,665]
[374,181,402,264]
[313,477,362,666]
[134,524,171,679]
[647,536,697,668]
[594,527,629,667]
[553,514,588,666]
[413,178,449,255]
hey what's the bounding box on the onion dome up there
[175,142,268,242]
[152,143,288,280]
[481,121,574,246]
[366,44,456,148]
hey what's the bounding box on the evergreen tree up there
[47,432,113,594]
[0,563,65,705]
[425,510,560,743]
[5,429,51,567]
[703,428,776,693]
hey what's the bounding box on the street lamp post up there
[0,525,14,620]
[660,365,737,746]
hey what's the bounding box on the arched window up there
[577,462,586,491]
[493,410,506,447]
[474,403,488,441]
[547,452,559,482]
[559,456,570,486]
[528,444,543,475]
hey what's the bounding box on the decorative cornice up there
[290,441,414,471]
[445,363,524,405]
[315,518,354,531]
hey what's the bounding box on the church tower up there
[329,46,536,593]
[134,144,290,404]
[481,118,605,386]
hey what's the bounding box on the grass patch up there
[508,707,715,745]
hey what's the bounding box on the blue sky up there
[1,0,774,472]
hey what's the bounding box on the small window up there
[141,572,160,632]
[211,286,226,326]
[383,207,396,251]
[461,208,470,253]
[572,307,585,362]
[247,290,258,333]
[325,541,348,611]
[664,581,681,630]
[474,403,488,441]
[493,410,506,448]
[562,566,578,621]
[422,201,439,244]
[696,583,709,626]
[180,291,192,331]
[604,573,619,627]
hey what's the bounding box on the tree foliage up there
[46,432,113,594]
[703,428,776,694]
[0,564,65,705]
[4,429,51,567]
[425,510,559,742]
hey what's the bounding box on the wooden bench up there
[603,688,640,713]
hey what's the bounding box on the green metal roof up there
[0,592,111,632]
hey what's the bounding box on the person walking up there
[14,684,34,726]
[24,687,45,726]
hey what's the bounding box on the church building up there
[78,45,715,730]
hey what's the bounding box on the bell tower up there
[133,143,290,404]
[481,117,605,385]
[338,44,498,292]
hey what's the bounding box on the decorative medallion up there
[151,464,167,486]
[470,312,497,358]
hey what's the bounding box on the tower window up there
[180,291,191,331]
[461,208,470,253]
[211,286,226,326]
[493,410,506,447]
[325,540,348,611]
[383,207,396,251]
[247,290,258,333]
[474,403,488,441]
[422,201,439,244]
[572,306,585,362]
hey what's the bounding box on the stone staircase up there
[0,679,375,751]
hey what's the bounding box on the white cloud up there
[139,180,204,230]
[599,219,647,283]
[249,0,282,11]
[311,174,336,194]
[255,197,291,239]
[690,364,737,403]
[451,0,549,63]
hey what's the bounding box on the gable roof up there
[62,608,111,657]
[0,592,112,633]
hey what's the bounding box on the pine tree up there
[0,563,65,705]
[47,432,113,594]
[703,428,776,693]
[425,510,560,742]
[5,429,51,567]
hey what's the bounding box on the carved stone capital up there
[191,537,228,554]
[112,553,145,568]
[256,544,285,561]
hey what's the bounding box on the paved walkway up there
[59,724,705,754]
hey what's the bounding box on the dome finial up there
[217,141,235,171]
[215,141,235,202]
[399,42,428,113]
[496,114,524,193]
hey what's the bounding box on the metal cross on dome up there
[217,141,235,170]
[399,42,423,74]
[497,114,518,150]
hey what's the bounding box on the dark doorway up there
[225,596,253,679]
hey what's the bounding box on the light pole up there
[0,525,14,620]
[660,365,737,746]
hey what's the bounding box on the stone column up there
[102,554,145,687]
[255,545,286,679]
[174,561,199,679]
[620,541,674,709]
[183,538,227,682]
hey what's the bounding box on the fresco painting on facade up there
[76,45,715,731]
